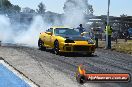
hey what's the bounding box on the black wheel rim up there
[38,40,43,48]
[54,41,59,54]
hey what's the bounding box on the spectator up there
[77,24,85,34]
[112,31,118,44]
[123,30,129,42]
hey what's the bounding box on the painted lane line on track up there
[0,60,38,87]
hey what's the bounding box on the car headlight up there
[65,39,75,43]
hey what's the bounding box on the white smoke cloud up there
[0,0,91,47]
[63,0,90,27]
[0,15,15,43]
[14,15,50,47]
[64,9,85,27]
[0,15,50,47]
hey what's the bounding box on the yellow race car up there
[38,26,96,55]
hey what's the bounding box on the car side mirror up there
[46,32,52,35]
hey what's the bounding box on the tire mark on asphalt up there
[8,46,132,87]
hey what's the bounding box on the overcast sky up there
[10,0,131,16]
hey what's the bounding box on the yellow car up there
[38,26,96,55]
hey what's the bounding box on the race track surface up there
[0,45,132,87]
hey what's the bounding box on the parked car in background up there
[128,28,132,38]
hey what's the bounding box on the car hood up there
[59,35,89,41]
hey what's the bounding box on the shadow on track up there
[61,53,98,57]
[39,48,98,57]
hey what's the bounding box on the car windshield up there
[54,28,80,36]
[128,28,132,32]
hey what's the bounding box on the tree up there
[36,2,46,14]
[88,5,93,15]
[0,0,21,13]
[1,0,12,13]
[120,14,129,32]
[13,5,21,13]
[4,0,12,9]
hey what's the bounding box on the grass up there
[98,39,132,54]
[112,43,132,54]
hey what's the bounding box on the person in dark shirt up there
[123,30,129,42]
[112,31,118,44]
[77,24,85,34]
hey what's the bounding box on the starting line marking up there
[0,60,38,87]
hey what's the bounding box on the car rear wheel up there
[53,40,60,55]
[38,39,46,50]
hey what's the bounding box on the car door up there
[45,28,53,47]
[43,29,50,46]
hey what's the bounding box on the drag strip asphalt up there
[0,45,132,87]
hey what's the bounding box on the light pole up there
[107,0,110,25]
[106,0,111,49]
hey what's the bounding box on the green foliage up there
[36,2,46,14]
[0,0,21,13]
[13,5,21,13]
[3,0,12,9]
[88,5,93,15]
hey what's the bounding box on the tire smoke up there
[14,15,50,47]
[0,15,50,47]
[0,15,14,43]
[0,0,91,47]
